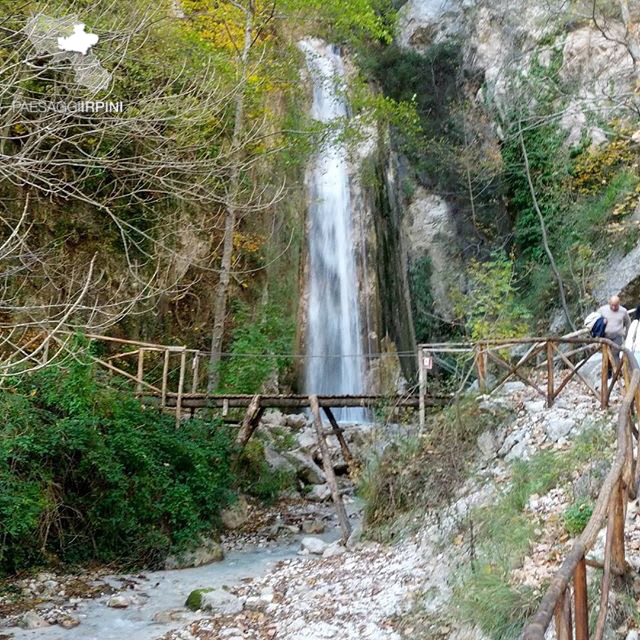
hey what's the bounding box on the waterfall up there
[300,39,366,422]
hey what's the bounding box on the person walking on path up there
[625,305,640,364]
[598,295,630,362]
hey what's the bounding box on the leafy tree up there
[455,252,530,341]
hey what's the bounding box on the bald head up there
[609,295,621,311]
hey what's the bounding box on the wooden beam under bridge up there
[142,393,451,409]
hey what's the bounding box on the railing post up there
[635,384,640,496]
[574,555,588,640]
[175,348,186,427]
[475,342,487,392]
[136,348,145,398]
[546,340,555,408]
[161,349,170,409]
[190,352,200,418]
[418,347,426,430]
[601,344,609,409]
[611,480,626,576]
[554,589,572,640]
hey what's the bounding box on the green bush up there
[218,300,295,394]
[0,359,234,574]
[564,499,593,536]
[236,440,296,504]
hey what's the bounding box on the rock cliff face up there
[394,0,640,310]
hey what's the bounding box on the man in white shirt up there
[598,295,630,362]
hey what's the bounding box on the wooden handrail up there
[523,343,640,639]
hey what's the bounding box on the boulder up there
[200,589,244,615]
[107,594,130,609]
[57,614,81,629]
[545,416,575,442]
[497,428,528,457]
[164,537,224,570]
[301,537,328,555]
[476,430,498,461]
[220,496,249,530]
[322,541,346,558]
[153,609,187,623]
[295,428,317,454]
[284,450,326,484]
[19,611,50,629]
[185,588,213,611]
[574,460,609,500]
[502,381,527,393]
[284,413,308,430]
[307,484,331,502]
[302,519,326,534]
[346,524,363,550]
[264,446,296,474]
[261,409,284,427]
[524,400,545,413]
[505,438,532,462]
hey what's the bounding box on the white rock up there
[107,595,130,608]
[284,450,326,484]
[346,524,363,549]
[505,437,532,462]
[295,429,317,453]
[200,590,244,615]
[261,409,284,426]
[153,609,186,623]
[264,446,296,474]
[301,537,328,555]
[545,416,575,442]
[322,542,346,558]
[498,428,527,457]
[220,495,249,530]
[477,430,498,460]
[525,400,545,413]
[20,611,50,629]
[307,483,331,502]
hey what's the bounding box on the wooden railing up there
[521,339,639,640]
[418,335,639,638]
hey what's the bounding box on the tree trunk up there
[208,5,254,393]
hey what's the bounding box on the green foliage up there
[218,300,295,394]
[455,567,537,640]
[503,124,570,264]
[408,255,438,343]
[0,358,234,575]
[454,251,530,340]
[503,119,640,322]
[287,0,395,45]
[564,498,593,536]
[359,397,514,540]
[236,440,296,504]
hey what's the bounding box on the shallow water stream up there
[4,500,357,640]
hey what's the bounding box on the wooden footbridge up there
[11,328,640,629]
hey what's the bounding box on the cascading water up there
[300,39,366,422]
